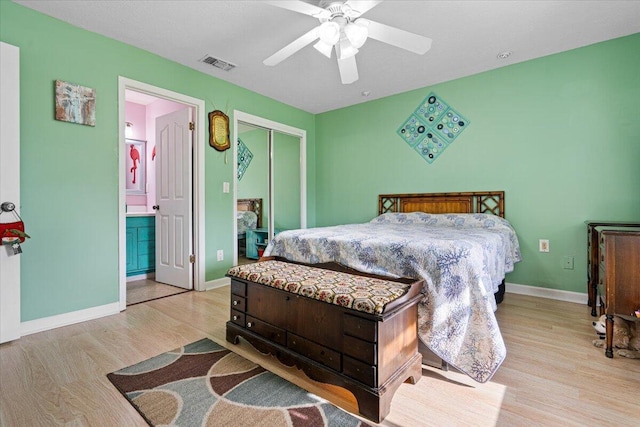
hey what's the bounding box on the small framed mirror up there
[125,138,146,194]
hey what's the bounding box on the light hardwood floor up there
[1,288,638,426]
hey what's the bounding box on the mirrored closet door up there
[234,111,306,264]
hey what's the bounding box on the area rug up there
[107,338,373,427]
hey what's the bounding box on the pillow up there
[237,210,258,234]
[369,212,433,224]
[370,212,508,229]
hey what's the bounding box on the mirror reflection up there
[236,121,304,265]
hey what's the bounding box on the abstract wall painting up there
[237,138,253,181]
[54,80,96,126]
[397,92,470,164]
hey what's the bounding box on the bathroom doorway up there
[124,90,192,305]
[118,77,206,310]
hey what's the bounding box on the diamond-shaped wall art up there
[237,138,253,180]
[397,92,470,164]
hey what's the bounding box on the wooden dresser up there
[595,226,640,357]
[225,260,424,423]
[585,220,640,316]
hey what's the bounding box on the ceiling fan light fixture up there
[318,21,340,45]
[313,40,334,58]
[338,37,359,60]
[345,19,369,49]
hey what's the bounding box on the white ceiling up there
[125,90,158,106]
[14,0,640,114]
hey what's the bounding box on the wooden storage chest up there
[226,260,424,423]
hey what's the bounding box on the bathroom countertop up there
[126,212,155,217]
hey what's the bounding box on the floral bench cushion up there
[227,260,413,315]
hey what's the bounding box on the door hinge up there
[189,254,195,264]
[189,122,195,131]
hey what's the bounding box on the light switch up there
[223,182,230,193]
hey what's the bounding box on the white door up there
[0,42,21,343]
[155,108,192,289]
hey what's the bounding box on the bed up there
[237,198,262,256]
[263,191,521,383]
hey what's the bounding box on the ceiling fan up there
[263,0,432,84]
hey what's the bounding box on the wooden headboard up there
[237,198,263,229]
[379,191,505,218]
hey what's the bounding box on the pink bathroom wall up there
[125,101,148,207]
[125,97,192,212]
[125,101,146,141]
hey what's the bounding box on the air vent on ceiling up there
[199,55,236,71]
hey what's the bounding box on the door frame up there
[118,77,205,310]
[233,110,307,264]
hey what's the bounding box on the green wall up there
[3,0,638,323]
[315,33,640,293]
[0,1,316,321]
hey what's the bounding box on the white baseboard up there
[506,282,588,305]
[20,302,121,337]
[204,276,230,291]
[16,280,585,337]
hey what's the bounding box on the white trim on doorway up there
[118,77,205,311]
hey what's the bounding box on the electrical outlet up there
[563,256,574,270]
[539,239,549,252]
[217,249,224,261]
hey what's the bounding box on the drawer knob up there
[233,315,238,321]
[233,300,239,306]
[247,322,253,328]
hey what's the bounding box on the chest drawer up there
[230,310,245,327]
[344,355,376,387]
[343,334,376,365]
[230,294,246,312]
[231,280,246,297]
[246,316,286,346]
[344,313,377,342]
[288,333,341,371]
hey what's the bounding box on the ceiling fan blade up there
[263,1,330,19]
[344,0,384,17]
[366,20,432,55]
[263,26,319,66]
[337,54,359,84]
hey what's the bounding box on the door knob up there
[152,205,159,210]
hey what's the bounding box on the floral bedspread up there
[237,210,257,237]
[263,213,521,383]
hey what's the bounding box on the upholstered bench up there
[225,259,424,423]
